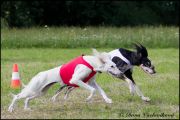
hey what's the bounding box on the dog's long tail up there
[10,92,16,97]
[9,82,26,98]
[22,82,26,88]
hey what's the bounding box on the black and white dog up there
[52,44,156,102]
[108,43,156,101]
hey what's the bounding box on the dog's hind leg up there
[51,85,67,102]
[8,94,20,112]
[64,86,75,100]
[8,91,33,112]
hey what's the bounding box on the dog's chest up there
[109,49,133,73]
[60,56,96,87]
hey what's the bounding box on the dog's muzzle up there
[140,64,156,75]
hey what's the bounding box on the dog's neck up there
[119,48,141,66]
[130,52,141,65]
[83,56,104,71]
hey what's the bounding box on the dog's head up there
[134,43,156,75]
[92,49,122,76]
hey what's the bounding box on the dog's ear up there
[99,52,111,63]
[133,43,142,53]
[136,52,142,59]
[133,43,148,57]
[92,48,110,63]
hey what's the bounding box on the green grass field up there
[1,48,179,119]
[1,26,179,48]
[1,26,179,119]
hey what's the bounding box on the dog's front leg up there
[8,93,27,112]
[88,77,112,103]
[125,78,135,95]
[69,65,96,101]
[70,79,95,101]
[134,85,150,102]
[125,78,150,101]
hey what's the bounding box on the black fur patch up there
[112,56,129,73]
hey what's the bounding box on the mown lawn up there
[1,48,179,119]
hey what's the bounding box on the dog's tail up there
[22,82,26,88]
[9,82,26,98]
[9,92,16,98]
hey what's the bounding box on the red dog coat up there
[60,56,96,87]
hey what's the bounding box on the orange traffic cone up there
[11,64,21,89]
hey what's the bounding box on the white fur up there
[8,49,121,112]
[124,77,150,102]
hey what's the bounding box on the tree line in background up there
[1,1,179,28]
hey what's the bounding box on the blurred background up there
[1,1,179,48]
[1,1,179,28]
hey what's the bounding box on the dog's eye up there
[111,65,114,68]
[146,62,151,67]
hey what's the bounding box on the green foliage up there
[1,18,9,29]
[1,26,179,49]
[1,1,43,27]
[1,1,179,27]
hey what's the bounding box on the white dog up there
[8,49,122,112]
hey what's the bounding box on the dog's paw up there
[64,95,69,100]
[24,107,31,111]
[86,95,94,102]
[86,96,92,102]
[51,96,57,102]
[86,89,96,102]
[142,96,151,102]
[8,106,14,112]
[105,98,112,104]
